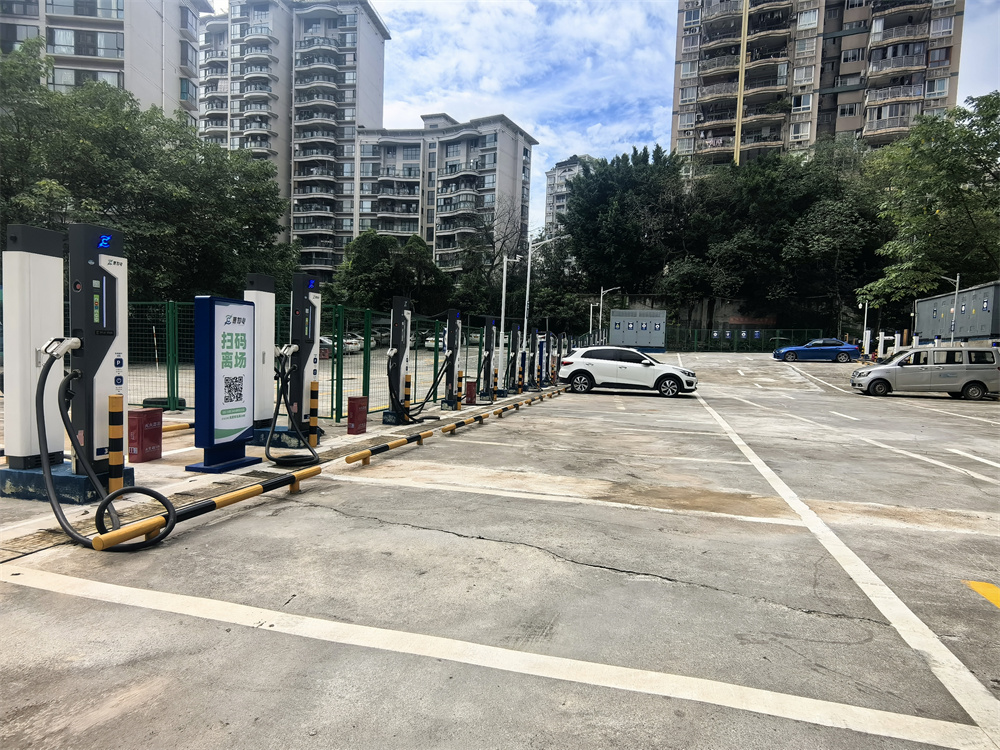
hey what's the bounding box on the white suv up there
[558,346,697,397]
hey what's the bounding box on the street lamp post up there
[598,286,621,344]
[858,301,869,356]
[497,252,522,380]
[589,303,597,335]
[522,234,565,349]
[940,273,960,344]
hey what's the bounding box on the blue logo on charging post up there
[114,357,124,368]
[114,375,124,386]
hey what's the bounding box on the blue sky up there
[375,0,1000,235]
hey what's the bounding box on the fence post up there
[477,326,484,384]
[433,319,441,403]
[363,308,372,399]
[335,304,345,423]
[166,300,179,411]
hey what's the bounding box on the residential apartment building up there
[543,154,592,237]
[670,0,964,172]
[1,0,211,120]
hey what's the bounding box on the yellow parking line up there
[964,581,1000,610]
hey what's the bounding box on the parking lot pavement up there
[1,353,998,749]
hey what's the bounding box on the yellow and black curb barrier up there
[108,395,124,493]
[345,429,435,465]
[441,412,490,434]
[162,422,195,434]
[90,465,322,551]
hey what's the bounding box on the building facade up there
[1,0,212,120]
[670,0,964,171]
[543,154,592,237]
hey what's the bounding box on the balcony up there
[872,0,930,16]
[294,129,338,141]
[871,23,928,43]
[698,81,739,100]
[243,83,277,100]
[864,115,916,134]
[746,21,791,42]
[202,67,228,82]
[294,203,336,215]
[294,186,337,196]
[700,54,740,73]
[293,220,335,232]
[436,201,478,216]
[244,46,277,63]
[741,132,783,146]
[199,85,220,99]
[380,168,421,181]
[438,161,480,177]
[701,29,743,49]
[244,141,277,156]
[243,121,278,137]
[376,205,419,217]
[745,48,788,69]
[243,65,277,81]
[380,188,421,197]
[296,37,337,51]
[245,25,277,44]
[295,75,339,91]
[294,167,337,177]
[743,105,787,122]
[297,56,339,73]
[201,50,227,63]
[295,111,339,124]
[867,84,924,103]
[744,76,787,93]
[299,252,337,267]
[703,1,742,20]
[696,135,736,153]
[199,119,228,134]
[869,54,925,74]
[201,98,227,115]
[749,0,792,7]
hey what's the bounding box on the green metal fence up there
[567,328,824,352]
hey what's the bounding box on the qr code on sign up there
[224,375,243,404]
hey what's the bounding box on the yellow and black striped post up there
[404,373,412,415]
[309,380,319,448]
[91,466,322,551]
[492,367,498,403]
[108,395,124,493]
[517,362,524,394]
[457,370,464,411]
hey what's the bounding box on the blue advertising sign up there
[187,296,261,473]
[724,330,732,339]
[753,330,761,339]
[740,330,748,339]
[712,330,719,339]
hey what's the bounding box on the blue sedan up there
[773,338,860,363]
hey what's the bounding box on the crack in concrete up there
[288,498,889,628]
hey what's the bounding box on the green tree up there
[330,230,397,309]
[1,38,295,300]
[859,92,1000,304]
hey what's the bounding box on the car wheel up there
[783,352,797,362]
[835,352,851,363]
[570,373,593,393]
[961,382,987,401]
[867,379,890,397]
[947,392,963,399]
[657,375,682,398]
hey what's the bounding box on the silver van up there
[851,348,1000,400]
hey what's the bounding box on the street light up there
[497,252,523,378]
[858,301,869,355]
[940,273,960,344]
[522,234,565,348]
[589,302,597,334]
[598,286,621,344]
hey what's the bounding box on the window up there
[47,0,124,17]
[969,351,996,365]
[843,20,867,31]
[339,32,357,46]
[583,349,620,361]
[180,77,197,102]
[793,65,814,85]
[798,9,818,29]
[846,0,865,7]
[933,351,963,365]
[481,174,496,188]
[181,41,198,67]
[359,200,373,213]
[481,151,497,166]
[427,153,436,168]
[445,143,461,157]
[681,34,700,50]
[792,93,812,112]
[822,60,836,74]
[402,146,420,160]
[47,28,123,57]
[677,137,695,154]
[684,9,700,26]
[795,38,816,55]
[842,48,862,63]
[481,193,495,207]
[925,78,949,99]
[0,2,39,15]
[929,48,950,68]
[680,61,698,79]
[902,351,928,366]
[678,112,696,128]
[340,13,357,26]
[680,86,697,104]
[790,122,811,141]
[0,22,37,53]
[825,7,840,18]
[838,102,859,117]
[930,16,953,37]
[49,66,122,92]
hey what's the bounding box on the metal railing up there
[867,84,923,102]
[870,54,924,72]
[871,23,928,42]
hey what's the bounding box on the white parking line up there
[737,370,746,377]
[894,400,1000,427]
[1,564,987,749]
[829,411,860,421]
[754,383,762,389]
[946,449,1000,470]
[694,394,1000,745]
[787,365,852,394]
[159,446,200,457]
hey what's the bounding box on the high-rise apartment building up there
[544,154,592,237]
[670,0,964,171]
[342,113,536,275]
[1,0,211,120]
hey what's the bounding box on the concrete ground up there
[1,353,998,749]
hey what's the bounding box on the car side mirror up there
[641,360,653,366]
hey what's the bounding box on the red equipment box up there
[464,381,478,406]
[348,396,368,435]
[128,408,163,463]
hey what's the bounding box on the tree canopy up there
[0,38,297,301]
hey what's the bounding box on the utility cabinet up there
[609,310,667,350]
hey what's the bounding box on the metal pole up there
[499,251,508,370]
[950,273,959,345]
[598,286,604,341]
[522,240,533,344]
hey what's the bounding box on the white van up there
[851,347,1000,400]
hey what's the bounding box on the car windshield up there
[881,349,911,365]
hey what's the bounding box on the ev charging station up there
[3,225,66,470]
[480,320,497,402]
[244,273,275,429]
[442,309,462,409]
[67,224,128,477]
[384,295,413,424]
[288,273,320,436]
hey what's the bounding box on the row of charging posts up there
[1,223,322,550]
